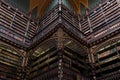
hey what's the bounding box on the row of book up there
[29,45,88,80]
[63,50,86,69]
[63,66,90,80]
[29,47,58,79]
[97,70,120,80]
[97,46,120,59]
[94,41,120,79]
[62,5,79,29]
[0,46,23,80]
[81,0,120,38]
[31,68,58,80]
[34,4,59,36]
[0,1,37,45]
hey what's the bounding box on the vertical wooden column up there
[58,51,63,80]
[86,9,93,33]
[88,48,93,64]
[88,47,96,80]
[58,0,62,23]
[78,15,84,38]
[20,51,29,80]
[10,9,17,28]
[100,3,107,23]
[21,51,28,67]
[57,28,64,50]
[23,13,31,43]
[56,28,64,80]
[78,15,82,31]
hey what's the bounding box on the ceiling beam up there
[29,0,89,16]
[68,0,80,14]
[80,0,88,8]
[68,0,88,14]
[29,0,52,17]
[37,0,47,17]
[29,0,41,11]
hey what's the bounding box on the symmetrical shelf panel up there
[94,40,120,80]
[0,46,23,80]
[0,0,120,80]
[29,48,58,80]
[1,0,120,47]
[29,47,89,80]
[0,1,37,47]
[83,0,120,43]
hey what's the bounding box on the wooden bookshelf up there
[0,46,22,80]
[94,41,120,79]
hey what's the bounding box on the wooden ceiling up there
[30,0,88,17]
[68,0,88,14]
[30,0,53,17]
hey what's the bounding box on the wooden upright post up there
[56,27,64,80]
